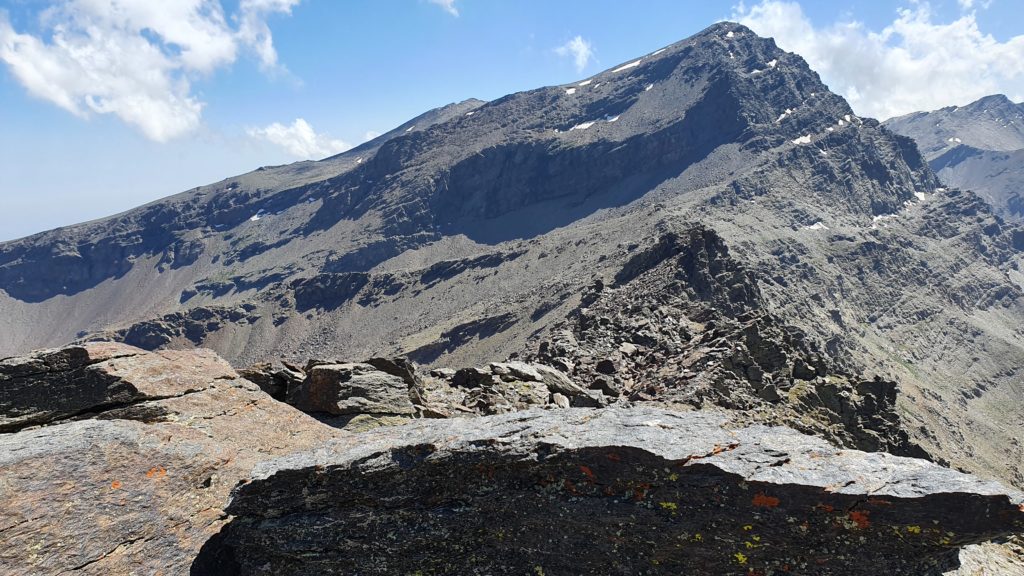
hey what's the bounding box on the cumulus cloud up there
[733,1,1024,119]
[555,35,595,73]
[428,0,459,17]
[0,0,298,142]
[247,118,350,159]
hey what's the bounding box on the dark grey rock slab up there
[201,407,1024,575]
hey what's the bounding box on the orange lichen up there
[632,482,650,502]
[605,452,621,462]
[751,493,780,508]
[848,510,871,529]
[579,465,596,482]
[110,480,122,490]
[145,466,167,479]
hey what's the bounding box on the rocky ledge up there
[2,344,1022,575]
[201,408,1024,576]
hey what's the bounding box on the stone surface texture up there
[0,343,334,575]
[203,408,1024,576]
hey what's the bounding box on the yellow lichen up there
[734,552,748,565]
[659,501,678,512]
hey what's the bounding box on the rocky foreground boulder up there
[0,343,335,574]
[2,343,1022,574]
[200,408,1024,576]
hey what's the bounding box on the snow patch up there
[767,59,778,68]
[405,125,415,132]
[578,79,592,86]
[612,60,641,73]
[565,88,577,95]
[726,31,735,38]
[826,127,835,132]
[751,69,762,75]
[792,134,812,145]
[947,137,962,143]
[803,221,829,231]
[645,84,654,92]
[838,119,846,126]
[871,214,898,229]
[651,48,666,56]
[914,191,927,201]
[819,149,828,156]
[569,121,596,131]
[466,111,475,116]
[250,210,266,222]
[605,115,620,123]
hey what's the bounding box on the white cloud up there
[957,0,992,10]
[237,0,300,71]
[247,118,350,159]
[428,0,459,17]
[555,35,595,74]
[364,130,382,141]
[0,0,298,142]
[733,1,1024,119]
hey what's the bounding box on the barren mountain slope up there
[886,94,1024,220]
[1,23,1023,489]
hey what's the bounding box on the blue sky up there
[1,0,1023,241]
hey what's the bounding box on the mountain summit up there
[2,22,1023,493]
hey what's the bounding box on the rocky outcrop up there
[0,343,334,575]
[529,227,926,457]
[78,304,262,350]
[198,407,1024,576]
[289,362,417,418]
[239,357,592,427]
